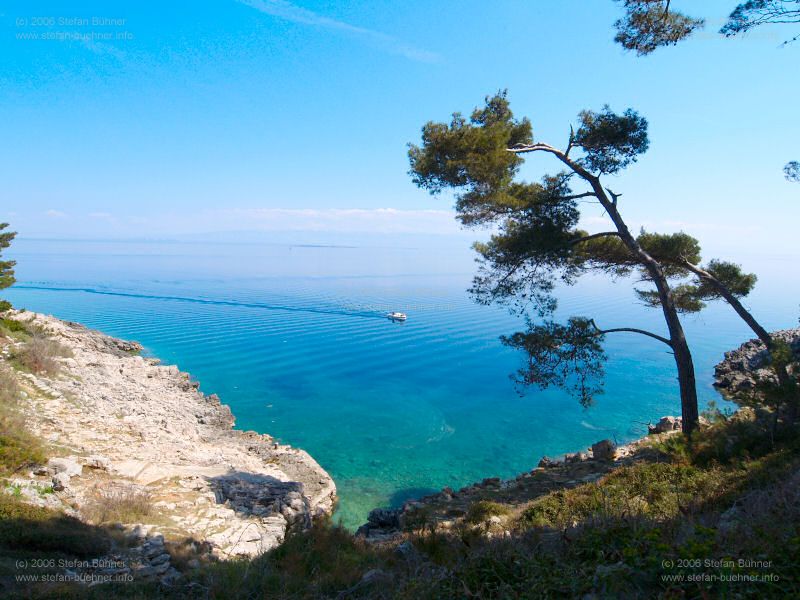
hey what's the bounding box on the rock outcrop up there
[714,328,800,396]
[2,312,336,564]
[356,430,675,542]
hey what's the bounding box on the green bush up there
[0,494,111,558]
[465,500,510,524]
[0,318,27,334]
[0,367,45,473]
[518,462,729,530]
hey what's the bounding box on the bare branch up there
[569,231,620,246]
[587,318,672,347]
[605,188,622,205]
[565,124,575,158]
[562,191,598,201]
[507,142,560,154]
[507,142,600,184]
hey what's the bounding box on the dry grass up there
[14,332,72,376]
[0,493,112,558]
[0,366,45,473]
[0,366,19,402]
[84,484,153,525]
[464,500,511,524]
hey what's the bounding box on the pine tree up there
[0,223,17,312]
[408,93,769,433]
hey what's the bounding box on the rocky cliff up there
[714,327,800,395]
[1,312,336,570]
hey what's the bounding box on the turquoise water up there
[3,238,798,527]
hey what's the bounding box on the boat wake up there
[12,284,389,321]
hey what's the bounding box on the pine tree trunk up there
[551,152,701,434]
[647,271,699,434]
[590,186,700,433]
[671,326,699,433]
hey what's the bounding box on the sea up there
[3,235,798,527]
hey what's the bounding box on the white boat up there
[387,312,407,321]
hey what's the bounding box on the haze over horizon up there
[1,0,798,257]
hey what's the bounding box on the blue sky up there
[0,0,797,257]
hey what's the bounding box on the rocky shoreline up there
[4,309,793,585]
[355,329,800,541]
[714,328,800,395]
[356,416,684,542]
[1,311,336,580]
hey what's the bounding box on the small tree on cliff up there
[408,93,768,433]
[0,223,15,312]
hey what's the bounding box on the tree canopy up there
[614,0,800,55]
[613,2,799,183]
[785,161,800,182]
[409,93,732,431]
[408,90,783,433]
[613,0,705,56]
[0,224,16,312]
[720,0,800,43]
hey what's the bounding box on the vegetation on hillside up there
[6,404,793,599]
[0,224,16,314]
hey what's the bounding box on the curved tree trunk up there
[683,262,772,344]
[512,144,702,434]
[597,195,699,433]
[684,262,797,425]
[577,170,699,433]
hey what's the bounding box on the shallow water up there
[3,237,797,527]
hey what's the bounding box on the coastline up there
[4,309,792,551]
[356,416,685,541]
[2,311,336,560]
[356,328,800,540]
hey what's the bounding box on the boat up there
[387,312,407,321]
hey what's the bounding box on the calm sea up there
[3,236,798,527]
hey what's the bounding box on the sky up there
[0,0,798,258]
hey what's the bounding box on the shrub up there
[655,408,796,467]
[0,317,27,335]
[84,485,152,524]
[465,500,511,524]
[0,367,45,473]
[518,462,729,530]
[0,494,111,557]
[14,333,72,375]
